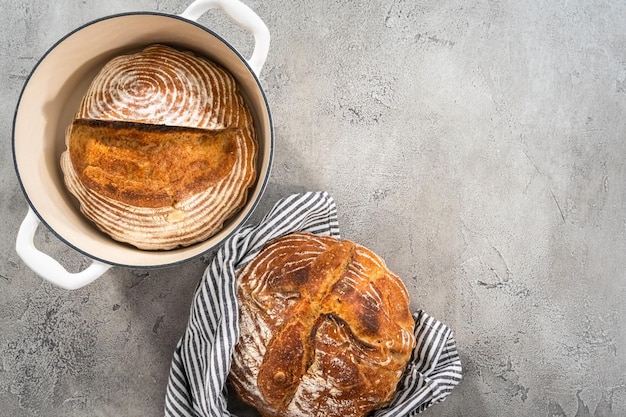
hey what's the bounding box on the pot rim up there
[12,10,274,269]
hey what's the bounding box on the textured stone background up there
[2,0,626,416]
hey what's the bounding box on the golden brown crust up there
[229,232,416,417]
[68,119,238,208]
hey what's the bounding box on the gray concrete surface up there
[2,0,626,416]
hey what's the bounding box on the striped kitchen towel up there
[165,191,462,417]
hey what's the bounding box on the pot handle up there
[15,208,112,290]
[180,0,270,76]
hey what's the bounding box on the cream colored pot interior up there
[14,13,272,268]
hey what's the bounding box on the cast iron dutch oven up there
[12,0,273,290]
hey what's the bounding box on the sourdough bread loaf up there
[60,44,257,250]
[229,232,416,417]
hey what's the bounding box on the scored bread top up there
[229,232,416,417]
[67,119,239,208]
[60,44,257,250]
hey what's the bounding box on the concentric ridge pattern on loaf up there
[60,44,257,250]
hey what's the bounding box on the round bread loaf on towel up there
[229,232,416,417]
[60,44,256,250]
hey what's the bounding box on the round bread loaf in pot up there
[229,232,416,417]
[61,44,257,250]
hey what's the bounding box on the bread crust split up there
[229,232,416,417]
[60,44,257,250]
[67,119,239,208]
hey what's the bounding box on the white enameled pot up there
[12,0,273,290]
